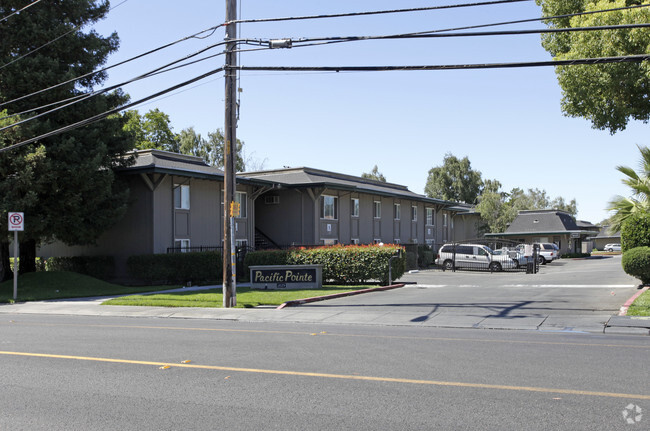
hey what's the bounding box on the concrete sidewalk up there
[0,284,648,335]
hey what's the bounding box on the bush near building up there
[621,247,650,285]
[244,244,406,285]
[621,212,650,252]
[127,251,222,285]
[44,256,115,280]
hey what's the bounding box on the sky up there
[89,0,649,225]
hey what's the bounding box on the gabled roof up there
[241,167,451,206]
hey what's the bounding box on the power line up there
[0,0,130,70]
[0,0,44,24]
[0,23,225,108]
[234,54,650,73]
[0,67,225,153]
[0,39,232,131]
[231,0,533,24]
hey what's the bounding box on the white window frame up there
[235,191,247,218]
[426,208,434,226]
[174,184,190,210]
[394,203,401,220]
[351,198,359,218]
[394,238,401,244]
[373,238,382,244]
[351,238,360,245]
[373,201,381,219]
[321,238,338,245]
[443,213,448,227]
[411,205,417,222]
[321,195,338,220]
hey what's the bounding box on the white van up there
[435,243,518,271]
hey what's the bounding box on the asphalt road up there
[0,314,648,430]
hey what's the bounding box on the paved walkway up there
[0,284,648,335]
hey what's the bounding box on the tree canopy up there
[425,153,483,203]
[361,165,386,182]
[537,0,650,132]
[123,109,179,152]
[0,0,134,274]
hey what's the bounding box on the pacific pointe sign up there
[250,265,323,290]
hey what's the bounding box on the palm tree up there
[607,145,650,232]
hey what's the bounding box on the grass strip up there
[103,286,369,308]
[0,271,178,303]
[626,288,650,317]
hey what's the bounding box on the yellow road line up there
[1,350,649,400]
[5,320,650,350]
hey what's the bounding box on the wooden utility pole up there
[223,0,237,307]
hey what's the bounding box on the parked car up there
[604,243,621,252]
[436,243,518,271]
[494,247,533,268]
[533,242,560,264]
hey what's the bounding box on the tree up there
[0,0,134,273]
[537,0,650,132]
[607,145,650,232]
[206,129,245,172]
[425,153,483,203]
[361,165,386,182]
[123,109,179,152]
[476,185,578,233]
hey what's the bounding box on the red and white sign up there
[8,212,24,231]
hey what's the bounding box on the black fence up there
[435,238,539,273]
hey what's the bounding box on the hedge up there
[45,256,115,280]
[244,244,406,285]
[621,246,650,285]
[127,251,222,285]
[621,212,650,252]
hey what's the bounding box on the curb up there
[276,283,405,309]
[618,285,649,316]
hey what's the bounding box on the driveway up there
[293,255,644,332]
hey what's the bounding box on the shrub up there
[243,250,290,275]
[286,244,405,285]
[45,256,115,280]
[621,247,650,284]
[621,212,650,252]
[127,251,222,285]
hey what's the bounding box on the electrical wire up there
[0,0,44,24]
[0,67,225,153]
[0,0,130,70]
[0,22,226,108]
[0,39,234,131]
[234,54,650,73]
[230,0,533,25]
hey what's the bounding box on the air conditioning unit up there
[265,195,280,204]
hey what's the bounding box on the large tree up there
[607,145,650,232]
[537,0,650,132]
[0,0,134,274]
[425,153,483,203]
[123,109,179,152]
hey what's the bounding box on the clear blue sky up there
[93,0,648,224]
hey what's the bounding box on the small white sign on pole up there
[8,212,24,231]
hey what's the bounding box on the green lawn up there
[103,286,369,308]
[0,271,178,303]
[626,288,650,317]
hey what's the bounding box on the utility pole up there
[223,0,237,307]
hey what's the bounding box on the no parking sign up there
[8,212,24,231]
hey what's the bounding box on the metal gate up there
[436,238,539,273]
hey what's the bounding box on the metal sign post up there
[8,212,24,301]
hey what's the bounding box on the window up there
[443,213,448,227]
[373,238,382,244]
[236,239,248,248]
[426,208,434,226]
[394,238,401,244]
[374,201,381,218]
[321,238,338,245]
[174,239,190,252]
[174,184,190,210]
[235,191,247,218]
[320,195,338,219]
[351,238,359,245]
[411,205,417,222]
[394,203,401,220]
[351,198,359,217]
